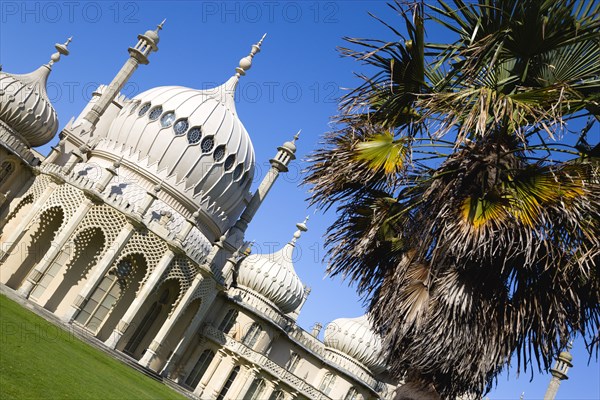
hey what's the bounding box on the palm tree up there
[305,1,600,398]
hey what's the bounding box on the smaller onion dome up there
[559,351,573,363]
[143,19,165,45]
[236,217,307,313]
[324,314,386,372]
[0,38,71,147]
[281,130,300,153]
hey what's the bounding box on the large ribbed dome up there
[236,220,307,313]
[324,315,385,372]
[0,66,58,147]
[101,77,255,218]
[0,39,70,147]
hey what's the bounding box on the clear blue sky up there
[1,1,598,399]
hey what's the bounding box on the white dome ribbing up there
[97,36,268,224]
[237,218,307,313]
[324,314,386,373]
[0,38,71,147]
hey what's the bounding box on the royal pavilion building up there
[0,22,398,400]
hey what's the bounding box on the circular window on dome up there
[148,106,163,121]
[129,101,140,115]
[233,164,244,181]
[138,103,151,117]
[160,112,176,127]
[173,119,189,135]
[240,171,250,186]
[187,127,202,144]
[213,145,226,162]
[201,136,215,153]
[224,155,235,171]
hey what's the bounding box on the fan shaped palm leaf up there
[305,0,600,398]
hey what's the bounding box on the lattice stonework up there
[23,174,51,202]
[27,206,64,250]
[3,194,34,227]
[40,184,85,230]
[159,256,200,312]
[190,278,217,316]
[70,204,127,262]
[118,229,169,290]
[6,174,52,223]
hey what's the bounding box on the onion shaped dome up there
[99,36,266,224]
[0,38,71,147]
[237,218,308,313]
[324,314,386,372]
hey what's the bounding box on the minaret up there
[233,131,300,235]
[214,33,266,115]
[543,343,574,400]
[81,20,164,128]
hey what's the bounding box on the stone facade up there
[0,24,398,400]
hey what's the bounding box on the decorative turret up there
[0,38,71,147]
[81,20,164,129]
[231,131,300,238]
[544,342,574,400]
[94,35,270,234]
[236,218,307,313]
[208,33,266,116]
[324,314,386,373]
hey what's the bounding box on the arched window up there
[216,365,240,400]
[124,288,170,355]
[242,322,262,348]
[269,390,285,400]
[74,258,134,331]
[345,387,359,400]
[285,352,301,373]
[185,349,215,388]
[246,378,266,400]
[218,308,238,334]
[319,372,336,395]
[0,161,15,187]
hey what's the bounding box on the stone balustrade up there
[203,324,331,400]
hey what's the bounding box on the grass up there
[0,294,187,400]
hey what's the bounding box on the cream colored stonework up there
[0,25,398,400]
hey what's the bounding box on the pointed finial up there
[235,33,267,77]
[49,36,72,66]
[157,19,166,31]
[153,179,164,193]
[291,216,309,245]
[281,130,301,153]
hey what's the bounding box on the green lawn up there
[0,294,187,400]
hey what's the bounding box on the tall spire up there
[213,34,267,115]
[543,342,574,400]
[231,130,300,238]
[79,21,163,130]
[290,216,309,246]
[48,37,72,67]
[235,33,266,79]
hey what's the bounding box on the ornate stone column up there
[0,180,57,262]
[262,379,277,400]
[61,145,88,174]
[61,220,136,322]
[227,365,258,400]
[204,353,238,399]
[104,248,176,349]
[158,252,242,376]
[138,271,214,369]
[17,197,94,298]
[194,349,227,396]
